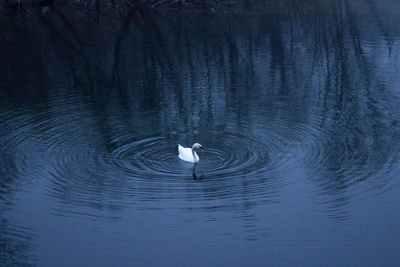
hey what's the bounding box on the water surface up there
[1,1,400,265]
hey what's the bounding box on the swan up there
[178,143,204,163]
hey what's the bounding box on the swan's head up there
[192,143,204,152]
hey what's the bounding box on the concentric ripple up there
[107,117,331,205]
[112,132,272,180]
[1,91,400,216]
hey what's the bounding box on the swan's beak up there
[200,147,204,152]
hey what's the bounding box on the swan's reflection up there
[192,163,204,181]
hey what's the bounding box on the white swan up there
[178,143,204,163]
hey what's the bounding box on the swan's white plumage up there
[178,144,200,163]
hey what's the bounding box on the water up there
[1,1,400,265]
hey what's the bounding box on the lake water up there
[1,1,400,265]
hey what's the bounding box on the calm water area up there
[1,0,400,265]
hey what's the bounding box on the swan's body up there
[178,143,204,163]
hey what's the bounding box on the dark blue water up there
[1,1,400,265]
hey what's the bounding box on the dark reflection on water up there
[1,0,400,265]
